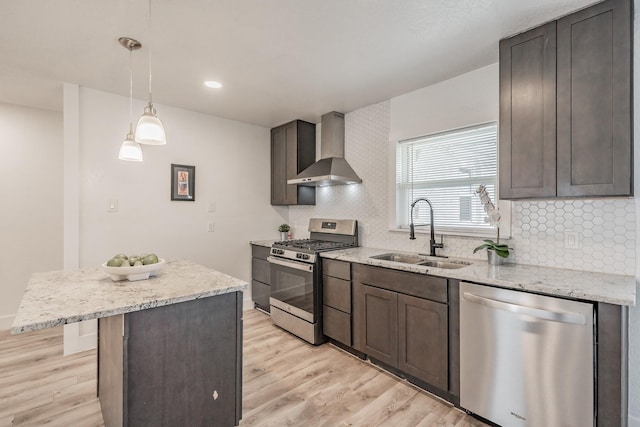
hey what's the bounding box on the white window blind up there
[396,122,498,233]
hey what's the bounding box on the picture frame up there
[171,164,195,201]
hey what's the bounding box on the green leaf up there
[495,249,510,258]
[473,244,490,253]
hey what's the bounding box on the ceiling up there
[0,0,596,128]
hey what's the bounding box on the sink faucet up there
[409,197,444,257]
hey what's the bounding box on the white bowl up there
[101,258,166,282]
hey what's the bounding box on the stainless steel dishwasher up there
[459,282,594,427]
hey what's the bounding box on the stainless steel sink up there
[370,253,472,269]
[418,260,471,269]
[370,253,426,264]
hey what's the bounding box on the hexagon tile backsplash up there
[509,199,635,275]
[289,100,636,276]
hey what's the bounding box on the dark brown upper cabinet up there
[499,0,632,199]
[499,22,557,199]
[556,0,632,197]
[271,120,316,205]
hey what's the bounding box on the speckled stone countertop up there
[321,247,636,306]
[11,259,248,334]
[250,239,277,248]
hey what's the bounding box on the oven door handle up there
[267,256,314,272]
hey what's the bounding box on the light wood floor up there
[0,309,488,426]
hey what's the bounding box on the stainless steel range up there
[268,218,358,344]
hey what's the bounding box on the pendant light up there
[135,0,166,145]
[118,37,144,162]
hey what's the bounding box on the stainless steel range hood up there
[288,112,362,186]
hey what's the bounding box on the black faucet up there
[409,197,444,257]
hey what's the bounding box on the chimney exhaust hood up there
[287,112,362,186]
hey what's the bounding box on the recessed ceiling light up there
[204,80,223,89]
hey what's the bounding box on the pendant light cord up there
[129,47,134,132]
[147,0,153,103]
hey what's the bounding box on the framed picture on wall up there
[171,164,195,201]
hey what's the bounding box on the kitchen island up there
[12,259,247,427]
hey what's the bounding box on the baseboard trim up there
[629,414,640,427]
[0,314,15,330]
[63,321,97,355]
[243,295,254,311]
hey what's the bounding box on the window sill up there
[389,226,510,240]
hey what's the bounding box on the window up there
[396,122,498,235]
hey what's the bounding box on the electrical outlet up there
[564,231,579,249]
[207,201,216,213]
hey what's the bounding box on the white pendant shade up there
[135,102,166,145]
[118,132,144,162]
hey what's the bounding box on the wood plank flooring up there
[0,309,488,426]
[240,309,486,427]
[0,326,103,426]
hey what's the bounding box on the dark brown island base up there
[12,259,247,427]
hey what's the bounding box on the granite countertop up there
[321,247,636,306]
[250,239,278,248]
[12,259,248,334]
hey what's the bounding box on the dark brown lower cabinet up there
[322,259,353,347]
[98,292,243,427]
[398,293,448,391]
[353,264,451,396]
[359,285,398,366]
[251,244,271,312]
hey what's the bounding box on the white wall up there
[0,103,63,329]
[77,88,287,308]
[389,63,499,142]
[0,87,287,327]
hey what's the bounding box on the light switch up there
[207,222,215,232]
[207,201,216,213]
[107,199,118,212]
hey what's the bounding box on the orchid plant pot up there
[487,250,505,266]
[473,237,511,266]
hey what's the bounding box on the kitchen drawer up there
[323,275,351,313]
[251,280,270,312]
[323,305,351,346]
[251,257,270,285]
[323,259,351,280]
[353,264,447,304]
[251,245,271,260]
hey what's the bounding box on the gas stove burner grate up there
[273,239,356,252]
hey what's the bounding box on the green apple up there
[107,257,122,267]
[142,254,159,265]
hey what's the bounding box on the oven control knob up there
[276,249,284,255]
[296,253,302,259]
[302,254,310,260]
